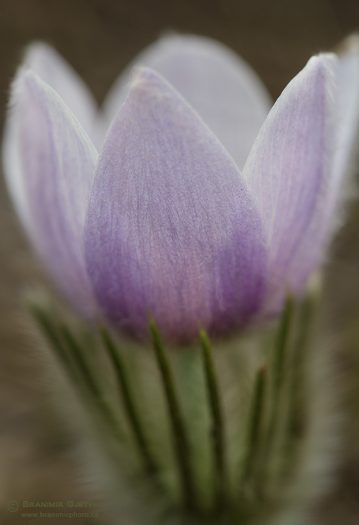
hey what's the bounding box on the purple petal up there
[243,54,337,307]
[102,34,271,168]
[24,42,98,142]
[3,70,97,317]
[85,68,267,343]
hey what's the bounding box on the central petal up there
[85,68,267,343]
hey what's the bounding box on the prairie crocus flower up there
[3,35,359,343]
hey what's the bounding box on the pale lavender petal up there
[24,42,98,141]
[331,36,359,223]
[3,70,97,316]
[85,68,267,343]
[102,34,271,168]
[243,54,337,307]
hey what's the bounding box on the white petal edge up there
[243,54,337,307]
[330,35,359,229]
[24,42,98,143]
[3,69,98,317]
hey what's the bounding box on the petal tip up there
[24,40,53,60]
[11,68,45,104]
[22,41,61,78]
[131,65,166,88]
[306,52,337,75]
[128,66,175,103]
[23,41,68,76]
[296,53,337,104]
[337,33,359,55]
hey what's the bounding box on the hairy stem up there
[101,328,157,475]
[150,320,198,512]
[200,329,227,510]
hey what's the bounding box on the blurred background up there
[1,0,359,523]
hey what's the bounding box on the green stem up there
[240,366,267,484]
[58,324,124,442]
[283,290,319,470]
[30,305,124,441]
[266,297,294,451]
[101,328,157,475]
[150,320,198,512]
[30,305,74,373]
[256,297,294,498]
[199,330,227,509]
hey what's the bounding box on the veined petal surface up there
[85,68,267,343]
[102,34,271,168]
[24,42,98,141]
[3,70,97,316]
[243,54,337,305]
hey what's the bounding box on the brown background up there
[1,0,359,523]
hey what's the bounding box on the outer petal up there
[331,36,359,222]
[3,70,97,316]
[243,54,337,306]
[24,42,98,141]
[85,68,267,343]
[102,34,271,168]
